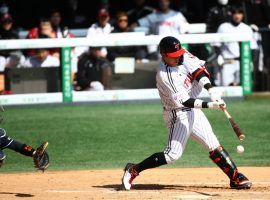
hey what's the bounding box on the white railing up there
[0,32,252,105]
[0,32,252,50]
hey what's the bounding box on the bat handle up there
[220,106,232,119]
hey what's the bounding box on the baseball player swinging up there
[122,36,251,190]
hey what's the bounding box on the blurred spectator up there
[132,0,189,59]
[27,18,56,39]
[75,47,112,91]
[0,13,25,68]
[22,49,60,68]
[107,12,147,62]
[206,0,231,33]
[66,0,88,28]
[26,18,59,58]
[244,0,270,27]
[86,8,113,58]
[214,6,258,86]
[0,13,18,40]
[0,2,9,16]
[204,0,231,85]
[135,0,189,35]
[127,0,154,25]
[87,9,113,36]
[50,9,73,38]
[244,0,270,90]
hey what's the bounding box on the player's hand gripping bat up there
[220,106,245,141]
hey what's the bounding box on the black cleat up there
[230,173,252,189]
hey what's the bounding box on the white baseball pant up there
[163,108,220,163]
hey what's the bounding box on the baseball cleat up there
[122,163,138,190]
[230,172,252,189]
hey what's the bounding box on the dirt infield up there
[0,167,269,200]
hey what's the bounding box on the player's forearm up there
[182,98,225,109]
[182,98,208,108]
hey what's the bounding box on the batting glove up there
[208,87,222,102]
[207,100,226,109]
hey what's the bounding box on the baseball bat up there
[220,107,245,141]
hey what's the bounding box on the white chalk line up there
[48,190,270,195]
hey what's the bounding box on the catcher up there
[0,128,49,171]
[0,105,49,171]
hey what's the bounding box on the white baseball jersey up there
[156,51,220,163]
[86,23,113,37]
[138,10,189,35]
[156,51,205,110]
[216,22,258,59]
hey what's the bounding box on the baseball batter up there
[122,36,252,190]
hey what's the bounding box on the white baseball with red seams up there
[237,145,244,154]
[156,50,220,164]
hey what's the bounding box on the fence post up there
[240,41,252,95]
[61,47,73,103]
[182,43,189,50]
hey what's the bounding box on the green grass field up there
[1,99,270,172]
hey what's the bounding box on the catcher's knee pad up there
[0,128,6,137]
[0,128,13,149]
[0,149,6,167]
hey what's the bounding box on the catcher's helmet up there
[159,36,185,58]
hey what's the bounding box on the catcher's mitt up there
[33,141,49,171]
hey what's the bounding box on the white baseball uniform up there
[156,51,220,163]
[215,22,257,86]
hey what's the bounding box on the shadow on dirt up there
[93,184,224,196]
[0,192,34,197]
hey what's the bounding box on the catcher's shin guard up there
[209,146,238,180]
[0,149,6,168]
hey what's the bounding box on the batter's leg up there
[122,110,191,190]
[190,109,251,189]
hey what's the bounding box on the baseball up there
[237,145,244,154]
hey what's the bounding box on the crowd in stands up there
[0,0,270,92]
